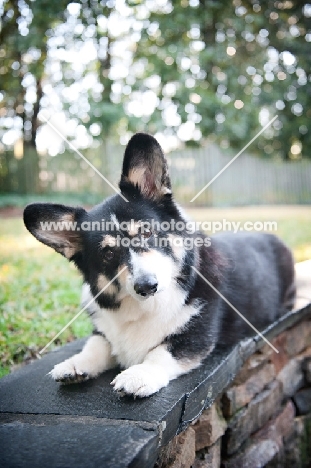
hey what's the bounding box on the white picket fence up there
[167,144,311,206]
[38,142,311,206]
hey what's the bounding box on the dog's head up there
[24,133,196,309]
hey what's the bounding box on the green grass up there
[0,219,92,377]
[187,206,311,262]
[0,206,310,377]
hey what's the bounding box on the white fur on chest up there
[84,283,200,368]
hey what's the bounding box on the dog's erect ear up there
[23,203,86,259]
[120,133,171,200]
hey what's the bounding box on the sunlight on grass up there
[187,206,311,263]
[0,219,92,377]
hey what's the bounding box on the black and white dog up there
[23,133,296,397]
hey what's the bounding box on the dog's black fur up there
[167,231,295,359]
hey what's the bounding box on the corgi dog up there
[23,133,296,397]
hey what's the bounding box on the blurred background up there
[0,0,310,375]
[1,0,311,205]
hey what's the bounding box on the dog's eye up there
[141,228,152,239]
[104,249,114,260]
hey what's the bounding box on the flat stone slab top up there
[0,414,158,468]
[1,262,310,467]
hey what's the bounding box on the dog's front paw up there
[111,364,168,397]
[49,357,90,384]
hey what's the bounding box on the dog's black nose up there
[134,277,158,297]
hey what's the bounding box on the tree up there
[129,0,311,159]
[0,0,71,149]
[0,0,129,192]
[1,0,310,168]
[0,0,71,191]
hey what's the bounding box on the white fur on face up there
[127,249,175,298]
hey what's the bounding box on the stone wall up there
[156,318,311,468]
[1,262,310,467]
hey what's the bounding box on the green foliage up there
[0,0,71,145]
[131,0,311,159]
[0,0,310,163]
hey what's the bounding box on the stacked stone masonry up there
[156,319,311,468]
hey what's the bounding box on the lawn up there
[0,205,310,377]
[187,205,311,262]
[0,218,92,378]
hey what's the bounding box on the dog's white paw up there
[49,357,90,384]
[111,364,169,397]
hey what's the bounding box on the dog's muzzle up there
[134,276,158,298]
